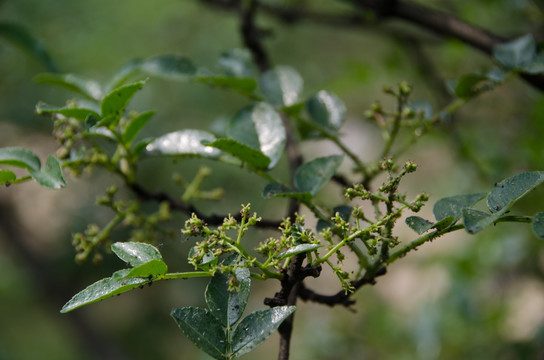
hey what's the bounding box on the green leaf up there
[405,216,434,235]
[260,66,303,107]
[217,48,254,78]
[126,259,168,278]
[0,22,57,72]
[294,155,343,195]
[532,212,544,239]
[227,102,286,168]
[487,171,544,213]
[277,244,322,260]
[28,155,66,189]
[0,170,16,185]
[171,307,226,360]
[493,34,536,70]
[454,73,491,99]
[111,242,163,267]
[306,90,346,131]
[107,58,144,91]
[100,80,145,124]
[433,193,486,222]
[122,110,155,144]
[36,102,100,121]
[406,216,455,234]
[34,73,102,101]
[194,75,257,97]
[261,182,312,202]
[462,208,494,234]
[60,269,150,313]
[316,205,353,232]
[207,138,270,169]
[205,267,251,327]
[231,306,296,359]
[140,54,197,80]
[0,147,41,171]
[145,130,221,158]
[188,247,218,271]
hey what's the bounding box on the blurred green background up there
[1,0,544,359]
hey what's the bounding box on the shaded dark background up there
[1,1,544,359]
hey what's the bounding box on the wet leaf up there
[60,269,149,313]
[111,242,163,267]
[231,306,296,359]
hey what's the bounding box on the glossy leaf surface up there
[228,102,286,168]
[277,244,322,260]
[111,241,163,267]
[60,269,149,313]
[231,306,296,359]
[217,48,254,78]
[171,307,226,360]
[260,66,303,107]
[294,155,343,195]
[306,90,346,131]
[0,147,41,171]
[145,130,221,158]
[28,155,66,189]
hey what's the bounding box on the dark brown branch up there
[298,265,387,307]
[130,183,282,228]
[240,0,271,72]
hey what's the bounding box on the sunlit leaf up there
[231,306,296,359]
[217,48,254,78]
[294,155,343,195]
[171,307,226,359]
[34,73,102,101]
[0,170,16,185]
[60,269,150,313]
[260,66,303,107]
[306,90,346,131]
[0,147,41,171]
[126,259,168,278]
[145,130,221,158]
[28,155,66,189]
[277,244,322,260]
[111,242,163,267]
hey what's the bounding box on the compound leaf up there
[122,110,155,144]
[34,73,102,101]
[260,66,303,107]
[111,242,163,267]
[36,102,100,121]
[28,155,66,189]
[126,259,168,278]
[433,193,486,222]
[207,138,270,169]
[0,147,41,171]
[145,129,221,158]
[532,212,544,239]
[487,171,544,213]
[100,80,145,124]
[306,90,346,131]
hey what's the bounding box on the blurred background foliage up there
[1,0,544,359]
